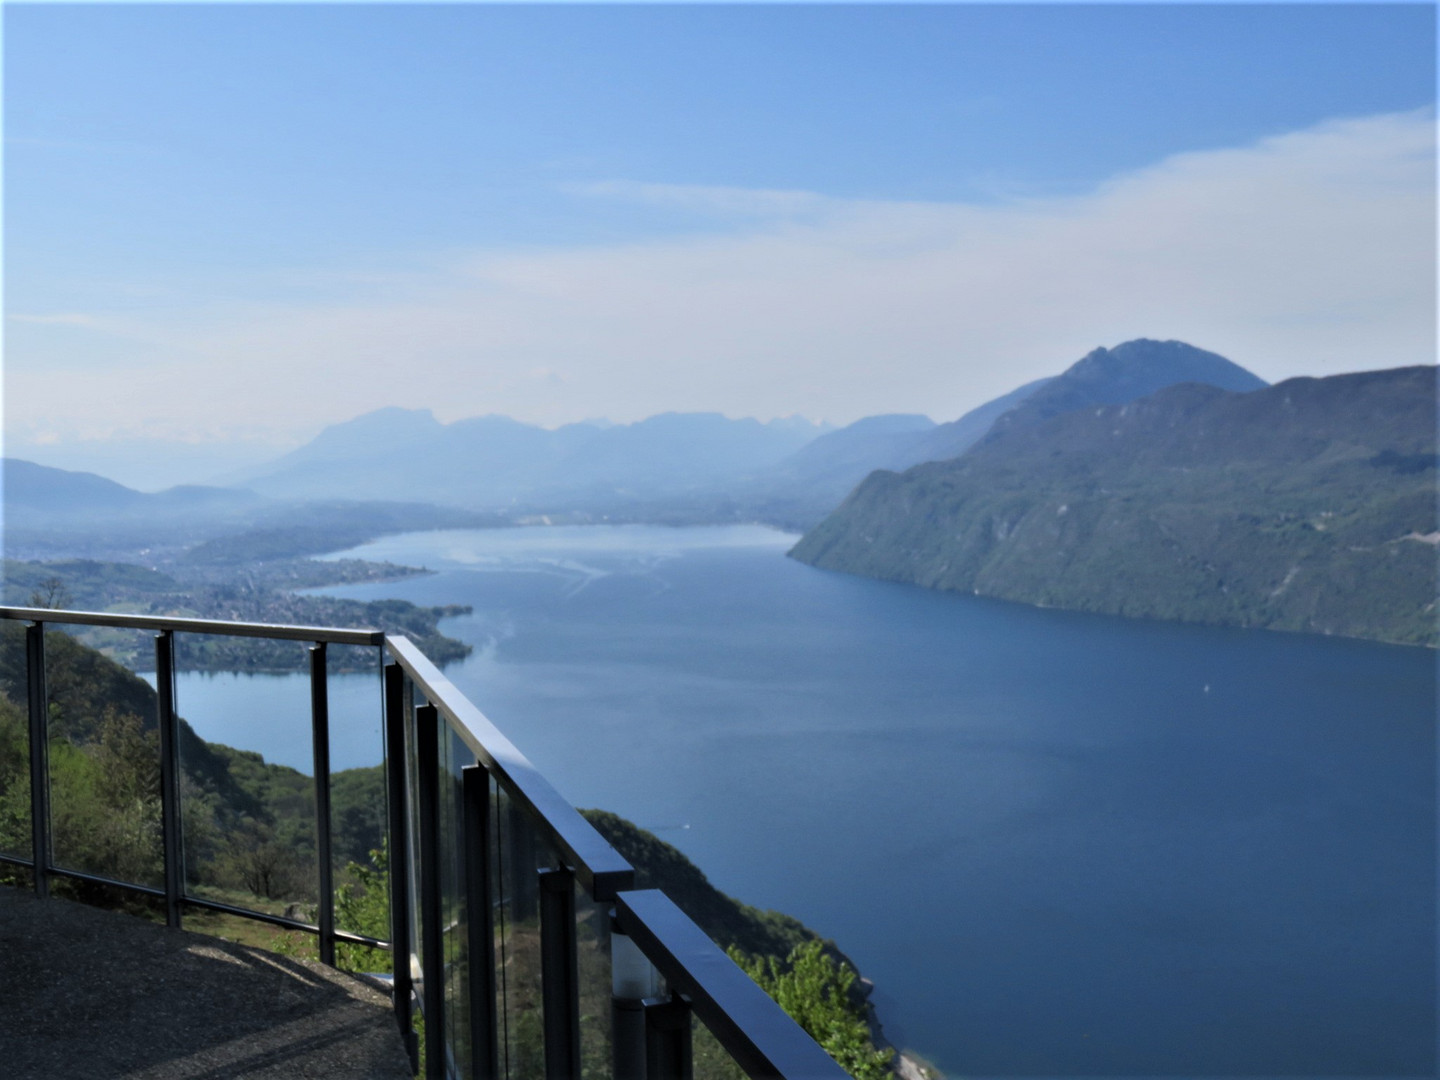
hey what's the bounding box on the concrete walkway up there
[0,887,414,1079]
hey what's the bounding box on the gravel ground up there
[0,886,414,1079]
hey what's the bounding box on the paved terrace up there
[0,887,413,1079]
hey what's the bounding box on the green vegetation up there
[794,367,1437,647]
[731,941,894,1080]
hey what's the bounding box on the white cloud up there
[6,108,1434,449]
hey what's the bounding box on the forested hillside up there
[793,367,1437,646]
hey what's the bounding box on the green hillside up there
[792,367,1437,646]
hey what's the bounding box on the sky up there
[3,2,1436,490]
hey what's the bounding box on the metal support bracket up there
[155,630,184,928]
[310,643,335,966]
[539,866,581,1080]
[25,623,50,899]
[462,764,499,1080]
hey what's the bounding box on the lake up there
[168,524,1436,1077]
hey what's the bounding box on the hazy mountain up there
[1,457,495,563]
[905,376,1054,463]
[237,409,830,509]
[773,414,936,477]
[792,366,1436,646]
[983,339,1267,443]
[238,409,561,504]
[3,459,261,520]
[4,458,150,515]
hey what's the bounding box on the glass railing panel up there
[0,622,32,871]
[494,786,559,1080]
[172,633,319,930]
[44,624,164,895]
[439,719,478,1077]
[575,878,615,1080]
[404,676,426,1030]
[326,643,389,970]
[691,1014,749,1080]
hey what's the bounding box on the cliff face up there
[791,367,1437,647]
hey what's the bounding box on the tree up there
[729,940,894,1080]
[225,819,304,900]
[29,577,72,610]
[334,844,391,973]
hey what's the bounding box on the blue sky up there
[4,3,1436,488]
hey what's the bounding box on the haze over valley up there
[5,337,1433,653]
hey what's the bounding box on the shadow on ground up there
[0,886,413,1079]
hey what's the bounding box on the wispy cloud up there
[7,108,1433,447]
[8,312,98,326]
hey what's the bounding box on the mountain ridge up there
[235,409,832,508]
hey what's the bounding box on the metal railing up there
[0,607,848,1080]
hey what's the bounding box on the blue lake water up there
[170,524,1435,1077]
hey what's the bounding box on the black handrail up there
[0,605,385,645]
[616,891,850,1080]
[385,634,634,902]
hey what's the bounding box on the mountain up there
[904,376,1055,463]
[729,414,944,530]
[1,457,494,563]
[234,410,565,505]
[748,414,934,503]
[735,339,1264,529]
[773,415,937,477]
[791,366,1437,646]
[4,459,151,515]
[3,459,263,521]
[237,409,830,510]
[982,338,1267,442]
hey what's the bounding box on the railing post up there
[612,919,663,1080]
[508,799,538,922]
[463,764,499,1080]
[310,643,335,967]
[415,702,445,1080]
[385,660,418,1072]
[155,630,184,928]
[646,996,694,1080]
[539,866,581,1080]
[25,622,50,899]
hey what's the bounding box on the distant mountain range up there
[0,457,491,563]
[4,458,263,519]
[214,338,1272,529]
[792,366,1437,646]
[232,409,833,510]
[6,336,1284,545]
